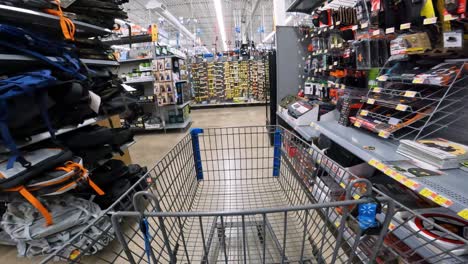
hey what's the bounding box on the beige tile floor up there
[0,106,267,264]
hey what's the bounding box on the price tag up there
[324,27,328,32]
[337,43,343,48]
[361,22,369,28]
[400,23,411,30]
[318,30,322,34]
[434,195,453,207]
[444,14,457,21]
[403,179,419,190]
[324,49,328,53]
[393,173,406,182]
[404,91,417,97]
[376,162,387,171]
[354,121,362,128]
[352,25,358,30]
[419,188,435,198]
[377,75,388,81]
[385,27,395,34]
[330,26,334,29]
[367,98,375,104]
[333,61,338,66]
[396,104,408,111]
[331,44,335,48]
[329,65,333,70]
[389,223,396,230]
[378,130,390,138]
[360,110,369,116]
[458,209,468,220]
[373,87,382,93]
[368,159,379,167]
[423,17,438,25]
[336,21,341,26]
[413,77,424,84]
[353,194,360,200]
[372,29,380,36]
[341,84,346,89]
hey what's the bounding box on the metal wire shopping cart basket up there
[41,126,468,264]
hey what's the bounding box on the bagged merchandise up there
[1,195,112,257]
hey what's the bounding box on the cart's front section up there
[41,126,468,264]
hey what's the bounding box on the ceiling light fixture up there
[213,0,227,51]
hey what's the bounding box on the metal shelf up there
[310,111,406,162]
[0,4,110,37]
[123,77,155,84]
[369,159,468,221]
[102,35,153,46]
[191,101,266,109]
[80,59,119,66]
[276,111,319,141]
[165,117,192,130]
[0,116,109,153]
[0,54,119,67]
[118,57,153,63]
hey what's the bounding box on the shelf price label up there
[413,77,424,84]
[361,22,369,28]
[341,84,346,89]
[333,61,338,66]
[368,159,380,167]
[352,25,358,30]
[377,75,388,81]
[378,130,390,138]
[419,188,436,199]
[372,29,381,36]
[400,23,411,30]
[354,121,362,128]
[385,27,395,34]
[434,195,453,207]
[404,91,417,97]
[395,104,408,111]
[360,110,369,116]
[444,14,457,21]
[424,17,438,25]
[458,209,468,220]
[402,179,420,190]
[388,223,396,230]
[367,98,376,104]
[373,87,382,93]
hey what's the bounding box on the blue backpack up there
[0,70,58,169]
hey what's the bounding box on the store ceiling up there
[123,0,277,51]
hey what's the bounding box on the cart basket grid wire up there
[40,126,468,264]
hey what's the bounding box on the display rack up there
[189,56,269,107]
[278,0,468,262]
[114,36,192,131]
[0,4,111,36]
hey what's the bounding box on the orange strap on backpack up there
[56,161,105,195]
[45,0,75,41]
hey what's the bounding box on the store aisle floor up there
[130,106,266,168]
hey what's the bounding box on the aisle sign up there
[151,24,159,42]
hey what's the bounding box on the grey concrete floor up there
[129,106,266,168]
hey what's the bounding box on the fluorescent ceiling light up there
[213,0,227,51]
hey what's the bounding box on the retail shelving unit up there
[278,0,468,263]
[106,36,192,132]
[188,56,269,107]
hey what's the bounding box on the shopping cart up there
[41,126,468,264]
